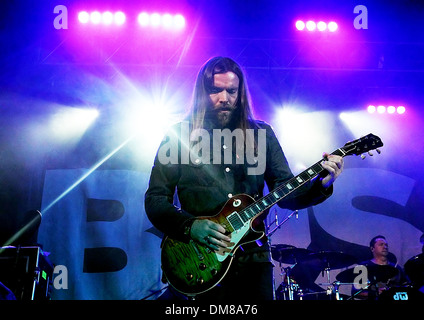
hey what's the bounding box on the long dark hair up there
[190,56,256,132]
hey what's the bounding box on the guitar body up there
[161,194,264,296]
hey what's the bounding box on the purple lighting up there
[114,12,126,25]
[137,12,186,30]
[306,21,316,31]
[367,105,406,115]
[78,11,90,24]
[317,21,327,31]
[90,11,102,24]
[295,20,305,31]
[367,105,376,113]
[328,21,338,32]
[397,106,406,114]
[78,10,126,26]
[296,20,338,32]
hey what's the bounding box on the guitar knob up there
[197,278,204,285]
[199,263,207,270]
[186,273,193,281]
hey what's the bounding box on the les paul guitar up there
[161,133,383,296]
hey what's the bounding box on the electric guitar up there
[161,133,384,296]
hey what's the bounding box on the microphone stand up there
[266,210,299,300]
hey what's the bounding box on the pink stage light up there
[328,21,338,32]
[173,14,186,29]
[114,11,126,25]
[317,21,327,31]
[296,20,337,32]
[306,21,316,31]
[368,105,406,115]
[397,106,406,114]
[162,14,174,28]
[295,20,305,31]
[377,105,386,114]
[387,106,396,114]
[102,11,114,25]
[78,11,126,26]
[90,11,102,24]
[137,12,185,30]
[138,12,150,26]
[77,10,184,29]
[78,11,90,24]
[150,13,162,27]
[367,105,376,113]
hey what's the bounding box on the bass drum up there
[378,286,424,301]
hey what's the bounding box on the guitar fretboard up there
[227,148,346,230]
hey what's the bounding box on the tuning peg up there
[376,148,381,154]
[368,151,373,156]
[360,154,366,160]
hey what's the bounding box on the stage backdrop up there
[38,165,423,299]
[38,169,165,300]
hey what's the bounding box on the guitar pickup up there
[190,240,204,260]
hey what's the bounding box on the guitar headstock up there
[342,134,383,158]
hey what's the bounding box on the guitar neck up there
[227,148,346,230]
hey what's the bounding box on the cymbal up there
[303,251,357,270]
[336,263,399,283]
[271,244,313,264]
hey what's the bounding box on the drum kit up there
[271,244,424,300]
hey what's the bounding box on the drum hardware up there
[317,281,357,300]
[272,248,357,300]
[266,210,299,238]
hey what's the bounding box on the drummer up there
[352,235,407,300]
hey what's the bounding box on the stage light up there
[50,107,99,141]
[78,11,90,24]
[114,11,126,25]
[377,105,386,114]
[328,21,338,32]
[295,20,305,31]
[138,12,150,26]
[137,12,186,30]
[306,21,316,31]
[77,10,184,30]
[317,21,327,31]
[102,11,114,25]
[367,105,406,115]
[150,13,161,27]
[296,20,337,32]
[387,106,396,114]
[162,14,173,28]
[174,14,186,29]
[397,106,406,114]
[367,105,376,113]
[90,11,102,24]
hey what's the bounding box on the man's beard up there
[210,104,237,128]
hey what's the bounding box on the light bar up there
[137,12,185,30]
[367,105,406,115]
[295,20,338,32]
[78,11,126,25]
[77,10,185,30]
